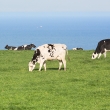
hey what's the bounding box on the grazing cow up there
[72,48,83,50]
[28,44,68,71]
[92,39,110,59]
[5,45,17,50]
[14,44,36,50]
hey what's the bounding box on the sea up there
[0,12,110,50]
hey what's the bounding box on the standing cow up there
[92,39,110,59]
[28,44,68,71]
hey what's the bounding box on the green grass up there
[0,50,110,110]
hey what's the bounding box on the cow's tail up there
[66,48,68,55]
[66,49,70,61]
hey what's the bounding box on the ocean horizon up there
[0,12,110,50]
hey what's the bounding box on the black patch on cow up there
[48,44,54,49]
[48,51,54,57]
[47,44,56,57]
[36,59,38,62]
[36,49,40,56]
[33,61,36,64]
[17,45,25,50]
[32,53,37,61]
[47,49,54,57]
[32,49,40,61]
[76,48,83,50]
[48,50,51,52]
[42,57,45,59]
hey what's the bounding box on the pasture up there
[0,50,110,110]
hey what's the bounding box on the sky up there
[0,0,110,12]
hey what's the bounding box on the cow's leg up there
[58,60,63,70]
[43,61,46,71]
[62,59,66,71]
[99,47,106,58]
[103,52,106,58]
[98,53,102,59]
[39,62,43,71]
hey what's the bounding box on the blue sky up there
[0,0,110,12]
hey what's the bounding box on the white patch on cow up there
[103,48,110,58]
[104,48,110,52]
[14,48,18,50]
[24,45,27,48]
[92,53,98,59]
[72,48,77,50]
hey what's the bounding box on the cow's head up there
[28,61,36,71]
[5,45,8,49]
[92,52,98,59]
[30,44,36,48]
[28,49,41,71]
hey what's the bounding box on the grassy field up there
[0,50,110,110]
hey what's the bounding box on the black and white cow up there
[5,45,17,50]
[15,44,36,50]
[92,39,110,59]
[72,47,83,50]
[28,44,68,71]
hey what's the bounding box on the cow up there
[92,39,110,59]
[5,45,17,50]
[72,48,83,50]
[14,44,36,50]
[28,44,68,71]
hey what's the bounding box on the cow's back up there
[36,44,67,60]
